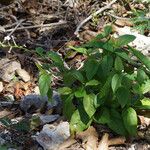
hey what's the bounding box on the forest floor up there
[0,0,150,150]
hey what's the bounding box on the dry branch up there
[74,0,117,36]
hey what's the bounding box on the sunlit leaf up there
[122,107,138,136]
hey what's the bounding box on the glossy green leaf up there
[69,46,87,55]
[111,74,122,92]
[36,47,45,57]
[70,109,90,132]
[114,35,136,48]
[116,87,130,108]
[107,117,128,136]
[75,87,86,98]
[137,69,149,84]
[134,98,150,110]
[103,25,112,37]
[115,51,131,62]
[94,107,110,124]
[72,70,84,83]
[115,56,124,72]
[128,46,150,71]
[122,107,138,136]
[101,55,113,76]
[107,109,128,135]
[58,87,72,95]
[39,73,51,96]
[47,51,63,66]
[63,94,75,120]
[85,79,99,86]
[98,76,112,99]
[83,93,97,118]
[85,59,99,80]
[140,80,150,94]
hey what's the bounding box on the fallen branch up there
[74,0,117,36]
[5,20,67,32]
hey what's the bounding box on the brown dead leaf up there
[108,136,126,146]
[115,19,133,27]
[14,82,24,100]
[77,126,98,150]
[58,137,77,150]
[0,109,14,118]
[97,133,109,150]
[138,115,150,127]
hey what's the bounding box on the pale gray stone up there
[16,69,31,82]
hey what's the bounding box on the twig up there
[105,12,130,20]
[105,12,150,20]
[74,0,118,36]
[5,21,67,32]
[6,19,24,38]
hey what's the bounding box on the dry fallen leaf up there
[97,133,109,150]
[138,115,150,127]
[77,126,98,150]
[58,137,77,150]
[108,136,126,146]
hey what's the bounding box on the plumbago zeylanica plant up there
[37,26,150,137]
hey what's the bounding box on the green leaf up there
[63,72,76,86]
[83,93,97,118]
[140,80,150,94]
[99,79,111,98]
[128,46,150,71]
[116,87,130,108]
[122,107,138,136]
[70,109,90,132]
[101,55,113,76]
[115,51,131,62]
[36,47,45,57]
[137,69,149,84]
[63,94,75,120]
[75,87,86,98]
[115,56,124,72]
[72,70,84,83]
[94,107,110,124]
[39,73,51,96]
[103,41,114,52]
[111,74,122,92]
[47,51,63,66]
[107,117,128,136]
[58,87,72,95]
[69,46,88,55]
[110,109,122,119]
[107,109,128,135]
[103,25,112,37]
[114,35,136,48]
[0,145,8,150]
[134,98,150,110]
[85,79,100,86]
[85,59,99,80]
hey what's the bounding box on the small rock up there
[39,114,60,124]
[0,59,21,82]
[114,26,150,55]
[0,81,3,92]
[20,91,61,114]
[36,122,70,150]
[16,69,30,82]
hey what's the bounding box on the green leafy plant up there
[131,9,150,34]
[37,26,150,136]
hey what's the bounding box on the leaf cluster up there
[37,26,150,136]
